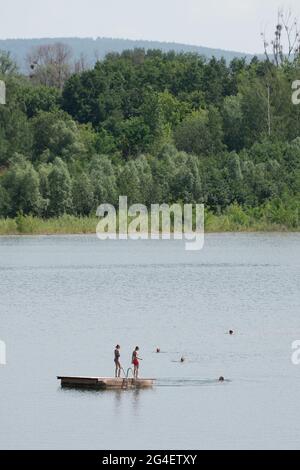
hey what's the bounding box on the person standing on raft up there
[132,346,142,379]
[114,345,122,378]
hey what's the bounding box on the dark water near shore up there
[0,233,300,450]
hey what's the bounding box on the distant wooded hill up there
[0,37,256,71]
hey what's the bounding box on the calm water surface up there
[0,233,300,450]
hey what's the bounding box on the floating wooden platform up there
[57,376,155,390]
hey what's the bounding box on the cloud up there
[0,0,300,53]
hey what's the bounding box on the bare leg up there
[115,361,121,378]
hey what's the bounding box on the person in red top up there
[132,346,142,379]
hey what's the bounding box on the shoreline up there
[0,231,299,238]
[0,218,298,237]
[0,213,299,236]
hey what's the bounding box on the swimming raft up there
[57,376,155,390]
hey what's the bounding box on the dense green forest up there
[0,44,299,232]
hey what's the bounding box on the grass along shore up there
[0,203,299,235]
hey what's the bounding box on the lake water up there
[0,233,300,450]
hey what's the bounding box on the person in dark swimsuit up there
[114,345,121,378]
[132,346,142,379]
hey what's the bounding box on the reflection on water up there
[1,234,300,450]
[156,378,231,387]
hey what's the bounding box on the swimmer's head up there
[219,376,225,382]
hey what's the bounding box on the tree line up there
[0,42,299,224]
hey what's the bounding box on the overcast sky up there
[0,0,300,53]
